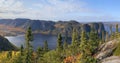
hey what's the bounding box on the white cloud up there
[0,0,119,21]
[0,0,91,19]
[0,0,25,14]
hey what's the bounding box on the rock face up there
[94,39,120,61]
[100,56,120,63]
[0,19,105,36]
[0,35,17,51]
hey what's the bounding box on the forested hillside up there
[0,23,120,63]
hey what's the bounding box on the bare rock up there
[100,56,120,63]
[94,39,119,60]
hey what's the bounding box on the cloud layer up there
[0,0,119,21]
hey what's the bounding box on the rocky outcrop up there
[100,56,120,63]
[94,39,120,61]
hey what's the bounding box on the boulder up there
[94,39,119,60]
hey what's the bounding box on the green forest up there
[0,24,120,63]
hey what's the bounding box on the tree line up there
[1,24,120,63]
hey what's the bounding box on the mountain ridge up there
[0,18,105,36]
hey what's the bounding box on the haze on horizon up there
[0,0,120,22]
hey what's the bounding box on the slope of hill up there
[63,38,120,63]
[0,19,105,36]
[0,35,18,51]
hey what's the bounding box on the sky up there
[0,0,120,22]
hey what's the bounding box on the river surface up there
[5,34,57,50]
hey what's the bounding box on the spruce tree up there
[116,24,119,33]
[72,28,79,47]
[25,27,33,63]
[102,31,105,43]
[80,29,98,63]
[37,47,43,58]
[57,33,63,52]
[110,24,114,40]
[20,45,24,56]
[80,31,89,63]
[63,39,68,50]
[89,30,99,54]
[43,40,49,52]
[116,24,119,38]
[36,46,44,63]
[80,31,87,52]
[105,32,109,42]
[110,25,115,40]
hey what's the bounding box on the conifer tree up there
[80,31,87,52]
[105,32,109,42]
[116,24,119,38]
[20,45,24,56]
[37,46,43,58]
[57,33,63,51]
[80,31,89,63]
[43,40,49,52]
[102,31,105,43]
[116,24,119,33]
[36,46,44,63]
[25,27,33,63]
[89,30,99,54]
[110,24,114,40]
[110,25,115,40]
[80,30,97,63]
[71,28,79,47]
[63,37,68,50]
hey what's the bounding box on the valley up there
[0,19,120,63]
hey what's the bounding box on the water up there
[5,34,57,50]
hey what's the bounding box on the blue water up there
[5,34,57,50]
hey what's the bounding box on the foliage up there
[36,46,44,62]
[88,31,99,54]
[25,27,34,63]
[57,33,63,52]
[0,51,23,63]
[72,28,79,47]
[63,41,68,50]
[20,45,24,56]
[105,32,109,42]
[42,50,63,63]
[43,40,49,52]
[1,24,120,63]
[79,31,90,63]
[113,41,120,56]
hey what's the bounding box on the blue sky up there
[0,0,120,22]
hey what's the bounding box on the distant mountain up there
[0,18,105,36]
[0,35,18,51]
